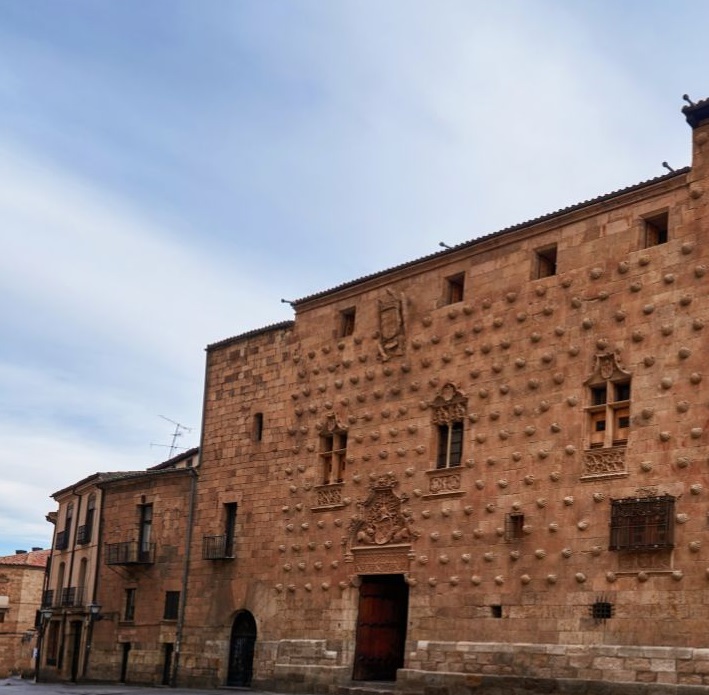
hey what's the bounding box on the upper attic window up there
[444,273,465,305]
[339,307,356,337]
[533,244,557,279]
[643,211,669,248]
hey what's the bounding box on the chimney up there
[31,547,43,552]
[15,550,27,554]
[683,97,709,183]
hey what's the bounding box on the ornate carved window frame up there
[582,351,631,480]
[431,382,467,472]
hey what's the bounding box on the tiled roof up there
[291,168,689,307]
[98,467,192,488]
[52,471,147,499]
[207,320,295,352]
[148,446,199,471]
[0,549,50,568]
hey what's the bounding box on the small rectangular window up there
[644,212,669,247]
[339,307,356,337]
[614,382,630,402]
[224,502,237,558]
[253,413,264,442]
[491,605,503,618]
[591,386,607,406]
[590,601,613,622]
[124,588,136,621]
[445,273,465,305]
[505,513,525,541]
[163,591,180,621]
[534,244,557,279]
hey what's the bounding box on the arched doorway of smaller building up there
[227,610,257,686]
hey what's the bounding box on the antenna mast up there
[158,415,193,458]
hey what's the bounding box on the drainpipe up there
[171,350,209,687]
[171,466,197,687]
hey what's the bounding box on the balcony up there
[106,541,155,565]
[60,586,85,607]
[54,530,69,551]
[76,524,92,545]
[202,535,234,560]
[41,590,54,608]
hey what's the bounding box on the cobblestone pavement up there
[0,677,282,695]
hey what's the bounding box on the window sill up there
[424,467,465,497]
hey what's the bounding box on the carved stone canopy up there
[584,350,631,385]
[321,413,347,434]
[431,382,467,425]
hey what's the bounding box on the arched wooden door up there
[227,611,257,686]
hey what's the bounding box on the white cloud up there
[0,0,707,555]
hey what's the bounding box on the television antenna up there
[150,415,193,459]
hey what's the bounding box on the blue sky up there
[1,0,708,556]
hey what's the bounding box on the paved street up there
[0,677,282,695]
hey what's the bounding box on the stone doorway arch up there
[227,610,257,686]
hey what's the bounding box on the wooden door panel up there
[353,575,408,681]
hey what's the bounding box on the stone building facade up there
[0,548,49,677]
[40,473,111,682]
[88,448,198,686]
[174,98,709,693]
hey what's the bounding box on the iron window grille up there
[54,530,69,551]
[609,495,675,551]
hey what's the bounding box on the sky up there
[1,0,708,556]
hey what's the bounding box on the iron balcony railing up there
[60,586,85,607]
[41,590,54,608]
[54,530,69,551]
[105,541,155,565]
[76,524,92,545]
[202,535,235,560]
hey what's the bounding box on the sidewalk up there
[0,677,282,695]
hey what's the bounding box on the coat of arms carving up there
[349,473,419,547]
[377,290,405,361]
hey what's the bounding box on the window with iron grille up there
[590,601,613,621]
[609,496,675,551]
[163,591,180,621]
